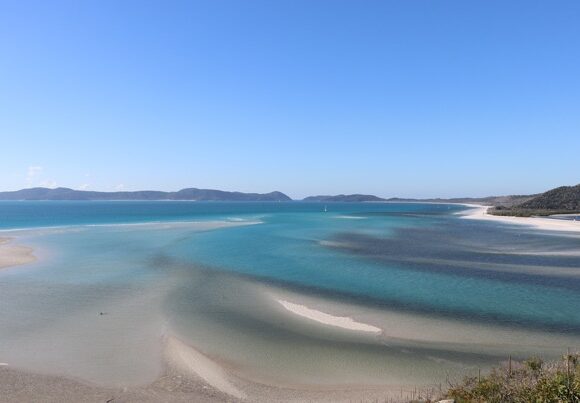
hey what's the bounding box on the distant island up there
[302,194,537,207]
[1,185,579,218]
[0,188,530,204]
[384,195,536,206]
[0,187,292,202]
[302,194,387,202]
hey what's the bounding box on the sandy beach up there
[0,237,36,270]
[461,205,580,233]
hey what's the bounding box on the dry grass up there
[445,352,580,402]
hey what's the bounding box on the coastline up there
[0,237,36,270]
[460,205,580,233]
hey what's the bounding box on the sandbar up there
[0,237,36,270]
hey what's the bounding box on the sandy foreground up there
[0,335,436,403]
[461,205,580,233]
[0,237,36,270]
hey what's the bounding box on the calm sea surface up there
[1,201,579,387]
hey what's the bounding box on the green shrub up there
[446,353,580,402]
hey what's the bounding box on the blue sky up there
[1,0,579,198]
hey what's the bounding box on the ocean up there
[1,201,579,388]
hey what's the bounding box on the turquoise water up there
[1,201,579,387]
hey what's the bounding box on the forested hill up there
[490,184,580,216]
[516,185,580,211]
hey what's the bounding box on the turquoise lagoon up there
[1,201,579,387]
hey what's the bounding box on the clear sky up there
[1,0,579,199]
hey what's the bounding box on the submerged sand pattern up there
[0,237,36,270]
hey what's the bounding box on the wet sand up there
[0,363,231,403]
[0,337,440,403]
[0,237,36,270]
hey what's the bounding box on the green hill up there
[490,184,580,217]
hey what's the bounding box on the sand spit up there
[277,299,382,333]
[0,237,36,270]
[461,205,580,233]
[165,336,246,399]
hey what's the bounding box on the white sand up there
[277,299,382,333]
[0,238,36,270]
[461,205,580,233]
[165,336,246,400]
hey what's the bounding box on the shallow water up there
[0,201,579,387]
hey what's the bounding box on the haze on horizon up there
[1,0,579,200]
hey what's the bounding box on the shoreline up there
[460,205,580,233]
[165,335,246,400]
[0,237,36,270]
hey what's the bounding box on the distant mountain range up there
[0,186,578,217]
[302,194,387,202]
[0,187,292,202]
[301,194,536,206]
[0,187,541,205]
[0,188,519,203]
[290,185,579,217]
[390,195,536,207]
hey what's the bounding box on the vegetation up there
[445,353,580,402]
[518,185,580,211]
[489,184,580,217]
[489,207,577,217]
